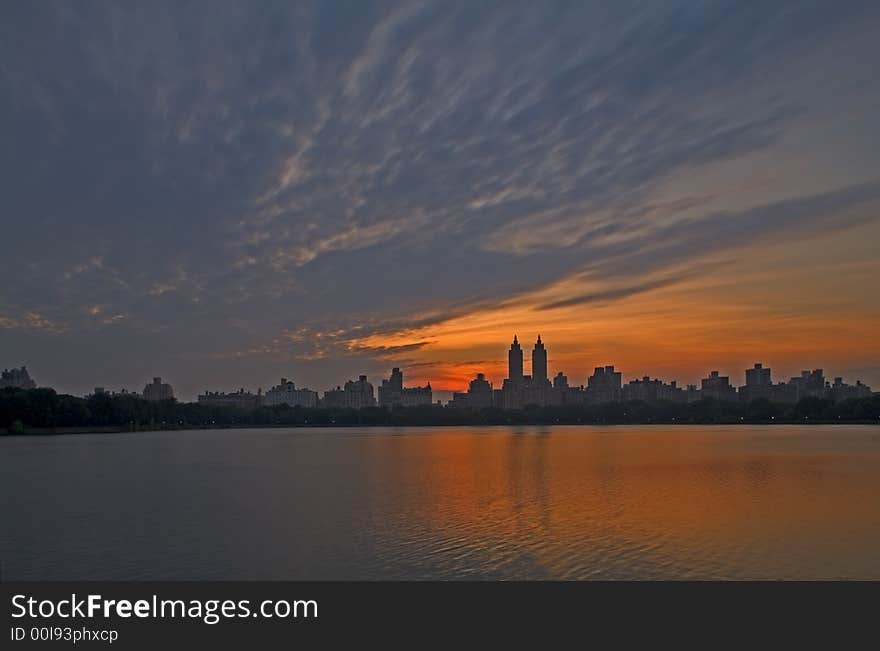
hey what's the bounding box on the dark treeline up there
[2,387,879,433]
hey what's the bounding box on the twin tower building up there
[507,334,548,384]
[452,335,557,409]
[500,334,552,408]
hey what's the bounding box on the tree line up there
[2,387,879,433]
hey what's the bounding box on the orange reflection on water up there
[356,426,880,579]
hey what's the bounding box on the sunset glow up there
[350,219,880,391]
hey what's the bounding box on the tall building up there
[378,367,432,408]
[548,371,584,405]
[323,375,376,409]
[378,367,404,406]
[586,366,622,404]
[469,373,494,407]
[700,371,736,402]
[321,387,346,408]
[346,375,376,409]
[399,384,432,407]
[740,363,773,402]
[553,372,568,389]
[829,377,872,402]
[0,366,36,389]
[500,335,552,408]
[521,377,551,407]
[450,373,493,408]
[532,335,547,383]
[264,379,318,408]
[788,369,826,400]
[621,377,685,403]
[508,335,523,383]
[142,377,174,401]
[745,363,771,387]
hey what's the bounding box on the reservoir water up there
[2,425,878,580]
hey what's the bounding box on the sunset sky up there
[2,1,879,399]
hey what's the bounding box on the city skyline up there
[2,2,880,399]
[5,332,873,408]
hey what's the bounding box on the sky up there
[2,0,879,400]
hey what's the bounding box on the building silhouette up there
[142,377,174,401]
[378,367,404,406]
[532,335,547,383]
[199,388,264,409]
[1,366,36,389]
[500,336,523,408]
[788,369,826,401]
[87,386,137,398]
[746,363,772,387]
[323,375,376,409]
[549,371,587,406]
[497,335,554,408]
[621,377,685,403]
[701,370,737,402]
[739,363,774,402]
[444,338,875,409]
[829,377,872,401]
[378,367,432,408]
[508,335,523,383]
[553,372,567,389]
[451,373,494,408]
[262,379,318,408]
[6,335,875,412]
[586,366,622,404]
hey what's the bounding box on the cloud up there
[349,341,433,357]
[0,311,67,334]
[1,1,879,395]
[539,275,701,311]
[268,218,418,269]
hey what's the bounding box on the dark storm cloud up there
[1,0,879,395]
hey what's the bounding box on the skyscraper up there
[344,375,376,409]
[701,370,737,401]
[449,373,494,409]
[739,363,774,402]
[142,377,174,401]
[532,335,547,383]
[508,335,523,383]
[378,367,432,407]
[745,363,772,387]
[586,366,622,404]
[378,367,404,407]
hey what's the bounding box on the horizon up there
[2,1,879,400]
[4,334,873,404]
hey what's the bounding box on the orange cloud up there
[349,220,880,391]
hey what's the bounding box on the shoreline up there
[3,420,879,437]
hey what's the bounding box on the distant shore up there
[3,420,879,436]
[3,385,878,436]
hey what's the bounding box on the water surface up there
[2,425,878,580]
